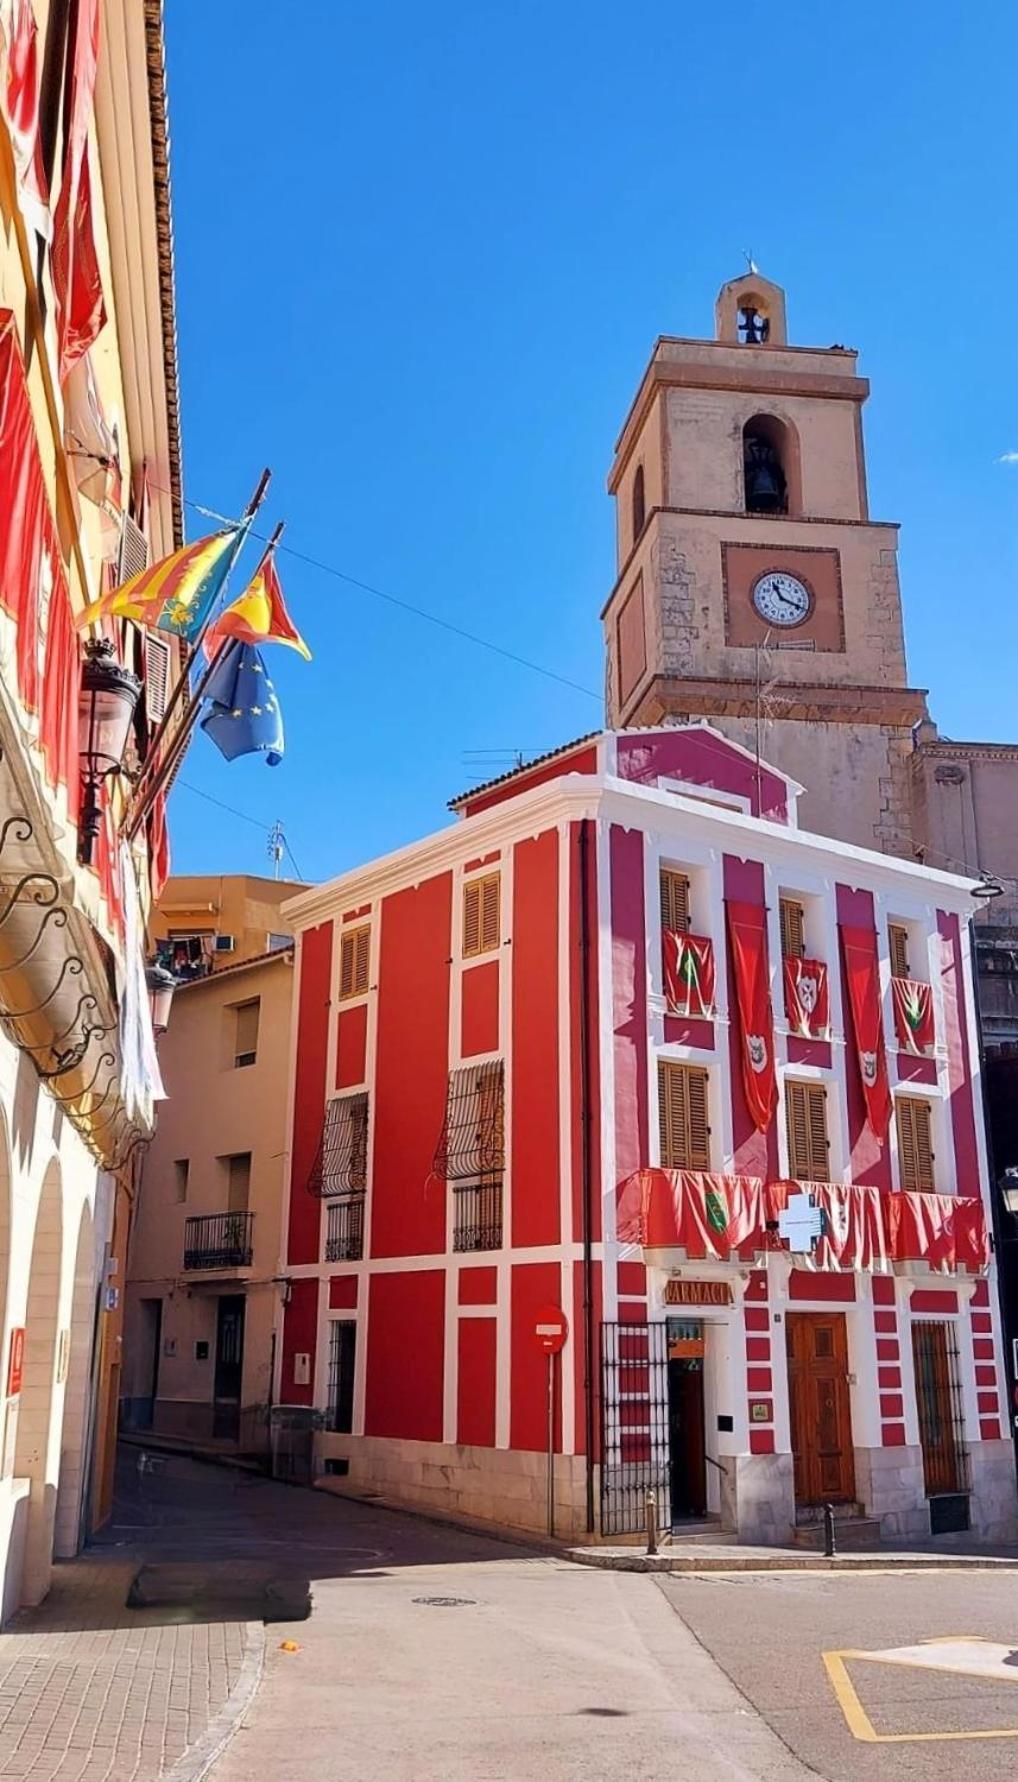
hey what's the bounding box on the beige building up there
[0,1,183,1619]
[604,271,1018,1044]
[123,878,300,1454]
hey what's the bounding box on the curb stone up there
[164,1619,265,1782]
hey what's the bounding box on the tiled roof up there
[448,732,602,811]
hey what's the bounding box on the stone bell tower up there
[602,272,929,854]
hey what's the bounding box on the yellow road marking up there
[823,1641,1018,1744]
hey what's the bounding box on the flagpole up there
[126,519,286,842]
[131,468,273,802]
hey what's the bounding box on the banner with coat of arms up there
[839,923,892,1138]
[783,957,830,1039]
[663,930,716,1018]
[892,975,935,1054]
[726,900,778,1132]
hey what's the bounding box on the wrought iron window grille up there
[325,1195,365,1261]
[307,1093,369,1197]
[432,1060,505,1183]
[451,1177,503,1252]
[183,1211,255,1271]
[600,1321,671,1536]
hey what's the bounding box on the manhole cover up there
[412,1595,476,1608]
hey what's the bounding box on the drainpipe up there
[578,820,596,1534]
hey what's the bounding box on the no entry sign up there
[533,1305,568,1355]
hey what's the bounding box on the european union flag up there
[200,642,284,766]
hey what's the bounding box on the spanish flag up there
[74,529,240,640]
[203,553,311,660]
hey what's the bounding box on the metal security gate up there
[911,1320,970,1504]
[600,1321,669,1536]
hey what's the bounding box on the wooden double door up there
[785,1312,855,1505]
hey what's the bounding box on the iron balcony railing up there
[452,1179,503,1252]
[183,1211,254,1271]
[325,1195,365,1262]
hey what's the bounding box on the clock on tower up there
[602,272,928,856]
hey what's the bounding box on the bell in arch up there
[744,433,787,514]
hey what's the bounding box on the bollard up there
[823,1501,836,1558]
[646,1488,659,1557]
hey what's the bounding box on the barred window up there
[433,1061,504,1182]
[307,1093,369,1197]
[327,1321,357,1434]
[339,925,370,999]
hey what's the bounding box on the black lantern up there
[77,639,142,865]
[145,961,178,1035]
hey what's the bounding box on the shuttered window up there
[785,1079,829,1180]
[225,1152,251,1212]
[780,897,806,960]
[339,925,371,999]
[118,512,149,583]
[896,1097,935,1192]
[463,874,500,957]
[657,1062,711,1171]
[660,868,691,934]
[233,999,259,1067]
[144,634,172,724]
[889,923,910,979]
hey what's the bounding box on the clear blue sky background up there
[163,1,1018,886]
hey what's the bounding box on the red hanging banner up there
[615,1168,765,1258]
[840,923,892,1138]
[892,976,935,1054]
[783,956,830,1039]
[663,930,715,1018]
[0,0,51,239]
[726,900,778,1132]
[52,0,106,382]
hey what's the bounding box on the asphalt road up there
[660,1570,1018,1780]
[102,1455,1018,1780]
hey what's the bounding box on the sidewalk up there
[0,1476,260,1782]
[565,1538,1018,1573]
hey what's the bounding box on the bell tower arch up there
[602,273,927,855]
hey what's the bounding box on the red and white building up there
[277,723,1016,1545]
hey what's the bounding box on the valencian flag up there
[783,956,830,1039]
[663,931,715,1018]
[203,551,310,660]
[74,530,240,641]
[201,643,284,766]
[840,924,892,1137]
[726,900,778,1132]
[892,976,935,1054]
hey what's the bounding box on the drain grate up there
[412,1595,476,1608]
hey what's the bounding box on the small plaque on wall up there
[717,1414,734,1433]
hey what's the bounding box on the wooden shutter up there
[779,897,806,960]
[227,1153,251,1211]
[660,868,691,934]
[144,634,172,724]
[785,1079,829,1179]
[658,1061,710,1170]
[896,1097,935,1192]
[118,512,149,583]
[339,924,370,998]
[889,923,910,978]
[463,874,500,957]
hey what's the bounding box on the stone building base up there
[968,1440,1018,1542]
[314,1433,593,1539]
[720,1453,795,1545]
[854,1443,930,1541]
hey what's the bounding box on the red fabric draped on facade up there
[726,900,778,1131]
[616,1169,989,1275]
[0,312,80,800]
[840,923,892,1136]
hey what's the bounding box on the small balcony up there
[183,1211,254,1271]
[325,1195,365,1262]
[452,1179,503,1252]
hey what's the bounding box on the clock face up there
[751,570,811,628]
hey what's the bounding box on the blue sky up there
[163,1,1018,886]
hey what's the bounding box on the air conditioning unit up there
[214,934,236,953]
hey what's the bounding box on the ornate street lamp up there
[77,639,142,866]
[144,961,178,1035]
